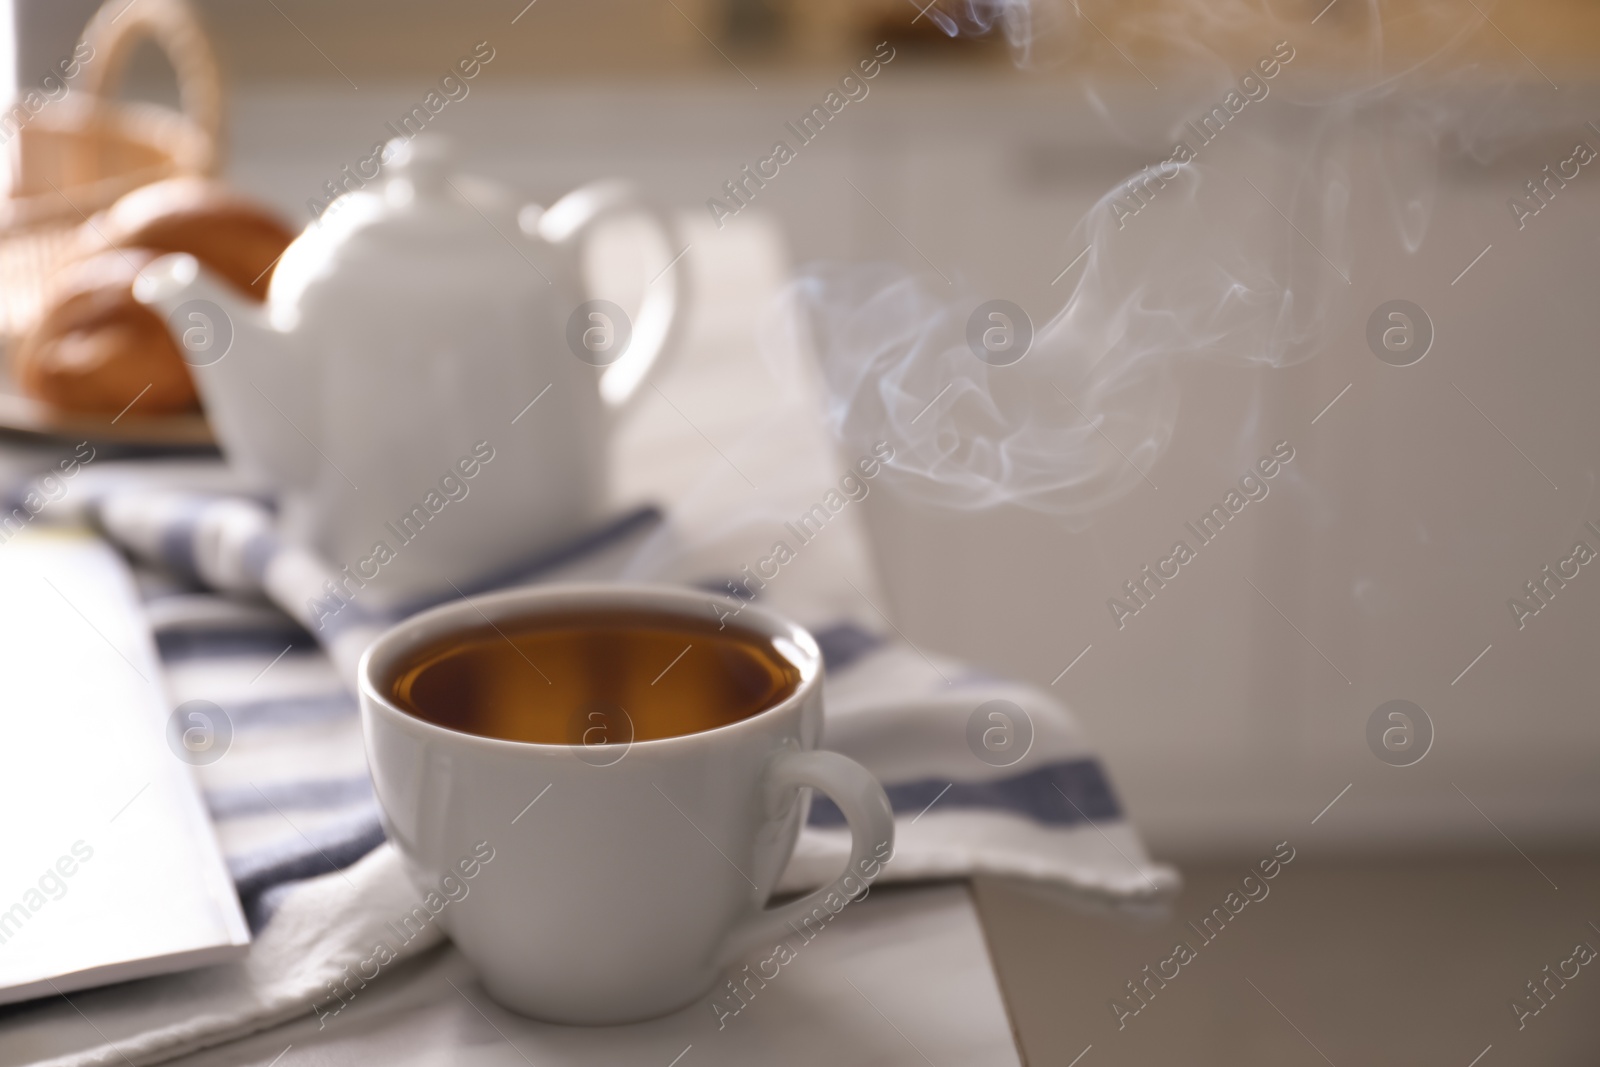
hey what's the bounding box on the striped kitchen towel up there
[3,457,1174,1067]
[84,477,1175,903]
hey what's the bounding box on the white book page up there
[0,527,248,1005]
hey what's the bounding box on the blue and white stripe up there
[83,485,1176,919]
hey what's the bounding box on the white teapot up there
[137,135,687,605]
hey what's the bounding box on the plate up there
[0,373,215,449]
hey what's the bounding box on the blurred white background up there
[7,0,1598,858]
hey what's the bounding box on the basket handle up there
[76,0,224,172]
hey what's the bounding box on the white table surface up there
[158,884,1022,1067]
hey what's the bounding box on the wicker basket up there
[0,0,222,340]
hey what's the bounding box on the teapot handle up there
[533,180,689,414]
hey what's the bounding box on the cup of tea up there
[358,583,896,1025]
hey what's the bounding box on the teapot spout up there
[135,253,318,494]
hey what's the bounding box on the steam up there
[907,0,1069,68]
[787,139,1335,519]
[786,0,1564,522]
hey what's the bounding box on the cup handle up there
[717,749,896,966]
[534,179,689,415]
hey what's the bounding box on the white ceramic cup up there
[359,583,896,1024]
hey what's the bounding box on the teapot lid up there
[385,134,453,198]
[269,134,550,313]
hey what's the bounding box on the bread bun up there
[12,249,198,415]
[13,178,296,417]
[79,177,295,300]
